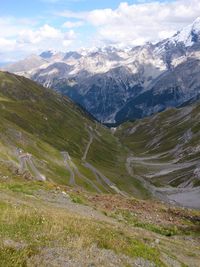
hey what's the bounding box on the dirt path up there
[82,126,94,161]
[61,152,76,185]
[28,158,46,181]
[61,150,102,193]
[126,155,200,209]
[82,125,127,196]
[18,151,46,181]
[71,161,102,193]
[83,162,110,192]
[126,156,158,197]
[130,154,197,178]
[83,162,128,196]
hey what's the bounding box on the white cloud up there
[0,38,16,51]
[58,10,87,20]
[62,21,84,28]
[1,0,200,62]
[65,29,76,39]
[18,24,62,44]
[0,17,36,38]
[86,0,200,47]
[58,0,200,47]
[16,24,76,52]
[0,17,77,61]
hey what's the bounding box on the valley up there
[0,71,146,197]
[0,70,199,208]
[116,102,200,209]
[0,68,199,266]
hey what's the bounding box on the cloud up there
[2,0,200,62]
[87,0,200,47]
[0,17,36,38]
[58,0,200,47]
[16,24,76,51]
[62,21,84,28]
[18,24,62,44]
[57,10,87,20]
[0,38,16,51]
[0,18,77,62]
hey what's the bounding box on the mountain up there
[0,71,200,267]
[3,18,200,124]
[0,70,147,197]
[116,100,200,209]
[115,57,200,123]
[1,69,199,207]
[1,68,199,200]
[3,54,48,73]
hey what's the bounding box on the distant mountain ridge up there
[3,17,200,124]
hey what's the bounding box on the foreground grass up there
[111,209,200,237]
[0,178,200,266]
[0,198,163,267]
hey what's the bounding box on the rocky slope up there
[3,17,200,124]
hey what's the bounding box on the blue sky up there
[1,1,164,16]
[0,0,199,62]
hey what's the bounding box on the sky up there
[0,0,200,62]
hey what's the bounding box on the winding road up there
[61,149,102,193]
[82,126,94,161]
[61,124,127,195]
[126,155,200,209]
[82,125,127,196]
[18,151,46,181]
[61,152,76,185]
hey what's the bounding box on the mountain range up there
[3,17,200,124]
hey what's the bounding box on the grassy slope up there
[0,71,147,197]
[116,103,200,187]
[0,176,199,267]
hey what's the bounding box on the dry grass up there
[0,196,163,267]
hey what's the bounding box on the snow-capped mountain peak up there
[171,17,200,47]
[3,17,200,124]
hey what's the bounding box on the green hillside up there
[0,71,147,197]
[116,103,200,208]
